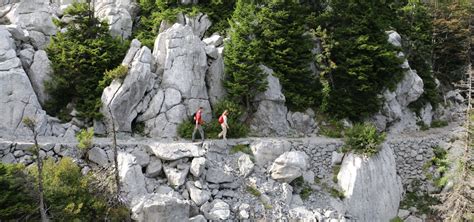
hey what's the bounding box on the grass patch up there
[321,182,345,200]
[390,216,403,222]
[290,176,313,200]
[246,186,261,197]
[319,119,344,138]
[417,121,430,131]
[342,123,386,157]
[230,144,251,155]
[332,164,341,183]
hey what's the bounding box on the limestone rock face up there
[27,50,52,105]
[250,66,290,136]
[118,152,147,204]
[102,46,156,133]
[131,193,190,222]
[370,31,426,133]
[270,151,309,183]
[141,23,211,138]
[176,12,211,39]
[205,46,226,108]
[94,0,138,39]
[337,144,402,222]
[250,139,291,167]
[0,26,49,136]
[287,110,317,135]
[5,0,57,39]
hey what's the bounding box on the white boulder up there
[250,139,291,167]
[147,142,205,161]
[270,151,309,183]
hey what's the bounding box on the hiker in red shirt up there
[192,107,205,142]
[218,110,229,140]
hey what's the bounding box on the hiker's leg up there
[198,125,204,141]
[192,126,198,141]
[222,125,227,140]
[218,124,225,138]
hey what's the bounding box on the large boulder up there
[176,12,211,39]
[337,144,403,222]
[370,31,425,133]
[147,142,205,161]
[270,151,309,183]
[94,0,138,39]
[102,45,156,133]
[0,26,49,136]
[250,139,291,167]
[200,199,230,221]
[27,50,52,105]
[118,152,147,204]
[141,23,211,138]
[250,66,290,136]
[205,46,226,108]
[5,0,57,37]
[186,181,211,206]
[287,110,317,135]
[131,193,190,222]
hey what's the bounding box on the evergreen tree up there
[45,2,128,121]
[257,0,321,111]
[224,0,267,110]
[318,0,404,120]
[397,1,440,111]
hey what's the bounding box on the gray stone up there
[201,199,230,221]
[238,153,254,177]
[331,151,344,165]
[204,45,218,59]
[19,46,34,69]
[405,215,423,222]
[1,153,16,163]
[287,111,317,135]
[186,181,211,206]
[250,139,291,167]
[118,152,147,204]
[337,144,402,222]
[206,168,233,184]
[177,12,211,39]
[27,50,52,105]
[205,46,226,108]
[148,142,205,161]
[131,193,190,222]
[163,163,189,187]
[203,34,223,46]
[88,147,109,166]
[146,157,162,177]
[398,209,410,219]
[190,157,206,177]
[94,0,134,39]
[131,146,150,167]
[102,46,155,133]
[289,207,315,220]
[6,0,57,36]
[270,151,309,183]
[189,215,207,222]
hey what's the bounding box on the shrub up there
[343,123,386,157]
[431,120,448,128]
[290,176,313,200]
[246,186,261,197]
[390,216,404,222]
[0,163,36,220]
[319,118,345,138]
[28,158,129,221]
[98,65,129,89]
[230,144,251,155]
[77,128,94,152]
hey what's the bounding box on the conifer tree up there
[224,0,267,110]
[45,2,127,121]
[318,0,404,120]
[257,1,320,111]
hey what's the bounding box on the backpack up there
[191,112,197,123]
[218,115,224,124]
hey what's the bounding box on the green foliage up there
[230,144,252,155]
[432,3,471,86]
[332,164,341,183]
[318,117,345,138]
[257,1,321,111]
[317,0,404,120]
[29,158,129,221]
[401,189,439,214]
[397,2,441,110]
[45,2,128,121]
[321,182,345,200]
[98,65,129,89]
[224,0,267,109]
[423,146,449,188]
[246,185,261,197]
[0,163,36,220]
[178,100,249,139]
[290,176,313,200]
[343,123,386,157]
[76,128,94,151]
[430,120,448,128]
[417,121,430,131]
[390,216,404,222]
[135,0,236,48]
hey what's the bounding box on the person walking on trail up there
[218,110,229,140]
[192,107,205,142]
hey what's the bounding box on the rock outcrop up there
[94,0,138,39]
[27,49,52,105]
[337,144,403,221]
[250,66,290,136]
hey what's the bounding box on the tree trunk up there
[34,132,49,222]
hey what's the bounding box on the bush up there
[77,128,94,152]
[343,123,386,157]
[177,100,249,139]
[0,163,36,220]
[98,65,129,89]
[431,120,448,128]
[29,158,129,221]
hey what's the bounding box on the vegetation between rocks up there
[343,123,386,157]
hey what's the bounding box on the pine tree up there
[318,0,404,120]
[257,1,321,111]
[224,0,267,110]
[45,2,127,121]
